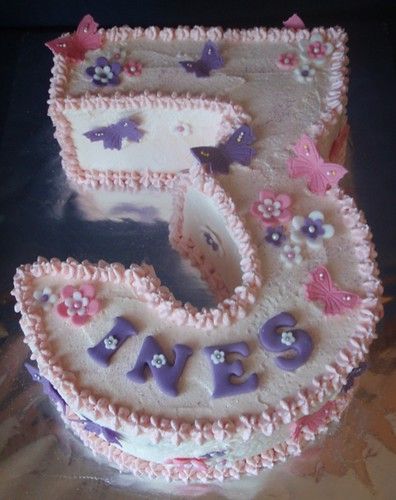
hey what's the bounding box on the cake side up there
[60,391,352,482]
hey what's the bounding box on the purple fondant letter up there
[87,317,137,366]
[126,336,193,397]
[258,312,313,372]
[204,342,258,398]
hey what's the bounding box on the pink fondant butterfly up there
[291,400,336,441]
[306,266,360,315]
[287,135,347,195]
[45,14,102,61]
[283,13,305,29]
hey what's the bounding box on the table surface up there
[0,16,396,500]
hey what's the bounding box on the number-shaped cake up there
[13,14,382,482]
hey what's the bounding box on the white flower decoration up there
[104,335,118,350]
[291,211,335,249]
[256,198,282,219]
[281,331,296,346]
[151,353,167,368]
[64,290,89,316]
[280,244,303,268]
[33,287,58,310]
[299,33,334,66]
[113,48,127,61]
[211,349,225,365]
[93,65,114,84]
[172,122,192,137]
[293,63,316,83]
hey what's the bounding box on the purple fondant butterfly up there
[190,124,256,174]
[25,363,66,413]
[179,41,224,77]
[84,118,143,150]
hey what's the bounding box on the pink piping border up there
[48,91,250,191]
[170,234,231,303]
[64,392,351,482]
[48,25,348,188]
[12,178,382,447]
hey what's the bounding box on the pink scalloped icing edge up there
[48,90,250,191]
[63,391,351,482]
[171,234,230,303]
[12,173,382,447]
[47,25,348,190]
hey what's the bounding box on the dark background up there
[0,0,395,315]
[0,0,395,29]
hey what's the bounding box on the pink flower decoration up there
[57,284,100,326]
[307,42,327,60]
[299,34,333,65]
[123,59,142,77]
[277,52,299,70]
[251,190,292,226]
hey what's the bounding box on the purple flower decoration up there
[82,418,121,445]
[301,217,325,240]
[265,226,286,247]
[25,363,66,413]
[86,57,122,86]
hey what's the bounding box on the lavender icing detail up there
[82,417,121,445]
[25,363,66,413]
[342,362,368,392]
[126,336,193,397]
[258,313,313,372]
[203,231,219,251]
[203,342,258,398]
[87,317,137,366]
[200,450,226,459]
[109,203,159,222]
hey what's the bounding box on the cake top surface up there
[47,16,349,191]
[13,15,382,445]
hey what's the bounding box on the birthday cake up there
[13,14,383,482]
